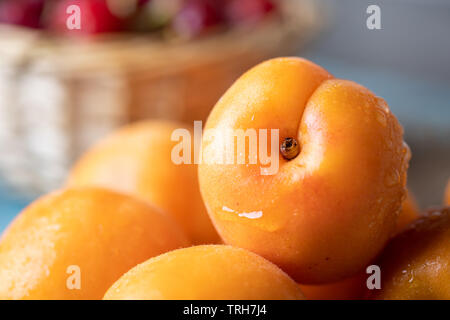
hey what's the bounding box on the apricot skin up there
[0,187,189,300]
[103,245,304,300]
[68,120,219,245]
[299,273,366,300]
[199,57,409,284]
[369,207,450,300]
[299,191,419,299]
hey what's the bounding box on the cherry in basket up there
[0,0,45,29]
[47,0,128,35]
[225,0,277,25]
[171,0,225,38]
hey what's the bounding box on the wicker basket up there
[0,0,323,196]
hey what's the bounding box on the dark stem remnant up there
[280,137,300,160]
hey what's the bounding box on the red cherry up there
[225,0,276,25]
[138,0,152,7]
[0,0,45,29]
[48,0,125,35]
[172,0,224,38]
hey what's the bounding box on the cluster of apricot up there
[0,57,449,300]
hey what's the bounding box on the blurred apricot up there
[68,120,219,244]
[199,57,409,284]
[370,207,450,300]
[0,187,189,300]
[104,245,304,300]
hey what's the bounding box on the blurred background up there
[0,0,449,231]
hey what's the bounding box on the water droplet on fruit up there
[384,170,400,187]
[222,206,263,219]
[238,211,263,219]
[375,97,389,111]
[375,109,387,127]
[222,206,235,213]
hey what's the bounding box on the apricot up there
[198,57,409,284]
[299,191,419,299]
[299,273,366,300]
[0,187,189,300]
[103,245,304,300]
[370,207,450,300]
[68,120,219,244]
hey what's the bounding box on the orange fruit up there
[103,245,304,300]
[0,187,189,300]
[299,273,366,300]
[299,191,420,299]
[198,57,409,284]
[68,120,219,245]
[369,206,450,300]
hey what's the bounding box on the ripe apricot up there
[370,207,450,300]
[0,187,189,300]
[103,245,304,300]
[299,273,366,300]
[198,57,409,283]
[68,120,219,244]
[299,191,419,299]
